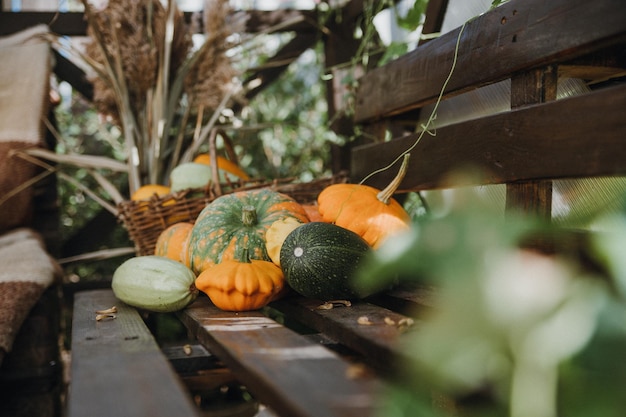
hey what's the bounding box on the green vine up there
[358,20,467,185]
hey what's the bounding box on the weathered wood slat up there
[68,290,200,417]
[367,283,437,314]
[269,296,416,372]
[243,32,318,104]
[0,10,317,37]
[351,84,626,191]
[354,0,626,122]
[504,66,557,218]
[178,296,383,417]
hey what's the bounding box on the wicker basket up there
[117,173,349,256]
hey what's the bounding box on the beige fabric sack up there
[0,25,52,232]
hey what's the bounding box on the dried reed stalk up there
[185,0,237,112]
[82,0,194,192]
[38,0,255,222]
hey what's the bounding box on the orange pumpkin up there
[155,222,194,266]
[131,184,171,201]
[301,203,324,222]
[193,154,250,180]
[317,154,412,248]
[195,249,285,311]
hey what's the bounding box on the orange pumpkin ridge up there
[195,247,285,312]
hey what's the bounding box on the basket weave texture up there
[117,173,348,256]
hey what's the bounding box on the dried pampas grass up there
[79,0,240,192]
[185,0,237,111]
[86,0,192,126]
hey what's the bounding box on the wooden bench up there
[66,0,626,416]
[68,285,431,417]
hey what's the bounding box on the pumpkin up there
[155,222,194,266]
[280,222,372,300]
[193,154,250,181]
[195,248,284,311]
[131,184,171,201]
[112,255,198,312]
[317,154,412,248]
[265,217,305,267]
[301,203,324,222]
[169,162,213,192]
[187,188,309,274]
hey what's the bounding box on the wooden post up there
[323,4,363,174]
[505,65,558,220]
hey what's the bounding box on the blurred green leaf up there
[396,0,429,31]
[356,187,541,293]
[356,184,626,416]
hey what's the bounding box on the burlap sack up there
[0,25,51,233]
[0,143,38,232]
[0,228,60,364]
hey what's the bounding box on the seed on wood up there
[316,300,352,310]
[95,313,117,321]
[95,306,117,314]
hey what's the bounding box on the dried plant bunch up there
[85,0,192,125]
[184,0,238,112]
[78,0,246,192]
[35,0,256,208]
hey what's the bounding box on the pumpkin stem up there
[241,205,257,227]
[377,153,410,204]
[238,245,252,264]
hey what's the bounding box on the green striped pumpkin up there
[188,189,309,274]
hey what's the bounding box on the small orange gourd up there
[131,184,173,212]
[131,184,171,201]
[193,154,250,180]
[155,222,194,266]
[195,248,285,312]
[317,154,412,248]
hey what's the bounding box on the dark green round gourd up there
[280,222,372,300]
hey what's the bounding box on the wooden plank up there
[351,84,626,191]
[0,11,88,36]
[53,50,94,101]
[354,0,626,122]
[504,66,557,219]
[367,282,437,314]
[0,9,318,37]
[243,32,317,103]
[269,296,417,372]
[161,343,217,374]
[178,297,383,417]
[419,0,450,45]
[68,290,200,417]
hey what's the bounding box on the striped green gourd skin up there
[111,255,198,313]
[280,222,372,301]
[188,189,309,274]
